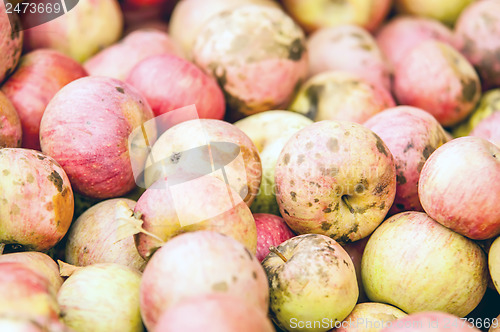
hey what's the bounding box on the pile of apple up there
[0,0,499,331]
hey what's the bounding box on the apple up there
[275,120,396,244]
[57,263,143,332]
[470,111,500,147]
[0,90,22,148]
[192,5,308,120]
[307,25,391,90]
[0,148,73,251]
[490,236,500,294]
[0,252,63,294]
[289,71,395,124]
[262,234,358,332]
[364,106,449,214]
[84,29,183,81]
[0,317,70,332]
[139,231,269,331]
[375,16,456,69]
[1,49,88,150]
[0,1,22,83]
[419,137,500,240]
[254,213,295,261]
[23,0,123,63]
[342,237,369,303]
[380,312,480,332]
[234,110,313,214]
[452,89,500,138]
[394,0,475,26]
[154,293,275,332]
[393,40,481,127]
[361,211,488,316]
[280,0,391,33]
[336,302,407,332]
[65,198,147,271]
[454,0,500,90]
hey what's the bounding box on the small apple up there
[254,213,295,261]
[380,311,480,332]
[336,302,407,332]
[361,211,488,316]
[394,0,474,26]
[419,137,500,240]
[490,236,500,294]
[470,112,500,147]
[275,120,396,244]
[262,234,358,332]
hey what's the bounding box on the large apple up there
[419,137,500,240]
[275,120,396,244]
[262,234,358,332]
[380,312,480,332]
[336,302,407,332]
[139,231,269,331]
[364,106,449,214]
[254,213,295,262]
[490,236,500,294]
[361,212,488,316]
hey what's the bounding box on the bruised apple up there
[364,106,449,214]
[275,120,396,244]
[0,90,22,148]
[39,76,156,199]
[139,231,269,331]
[1,49,88,150]
[0,149,73,251]
[0,2,22,83]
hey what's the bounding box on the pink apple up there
[0,1,22,83]
[253,213,295,261]
[419,137,500,240]
[364,106,449,214]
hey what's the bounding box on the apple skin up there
[133,176,258,260]
[262,234,358,332]
[126,54,225,120]
[380,312,481,332]
[0,262,61,328]
[364,106,449,214]
[1,49,88,150]
[0,2,22,83]
[419,137,500,240]
[234,111,313,214]
[375,16,456,69]
[394,0,474,26]
[470,111,500,147]
[342,237,369,303]
[65,198,147,271]
[307,25,391,90]
[454,0,500,90]
[393,40,481,127]
[0,252,63,294]
[144,119,261,207]
[0,90,22,148]
[23,0,123,63]
[254,213,295,262]
[275,120,396,244]
[361,212,488,317]
[154,293,275,332]
[192,5,308,120]
[139,231,269,331]
[289,71,395,124]
[280,0,391,33]
[0,149,74,251]
[39,76,156,199]
[57,263,143,332]
[84,29,183,81]
[490,236,500,294]
[336,302,407,332]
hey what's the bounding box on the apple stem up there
[342,195,355,213]
[0,243,4,255]
[269,246,287,262]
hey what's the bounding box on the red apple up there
[1,49,88,150]
[253,213,295,262]
[419,137,500,240]
[364,106,449,214]
[39,76,156,199]
[0,90,22,148]
[126,54,225,120]
[381,312,480,332]
[155,294,275,332]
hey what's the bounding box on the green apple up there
[262,234,358,332]
[362,211,488,317]
[489,236,500,295]
[337,302,407,332]
[395,0,475,26]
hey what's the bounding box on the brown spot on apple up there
[47,171,63,192]
[373,133,388,156]
[283,153,290,165]
[212,281,228,291]
[290,191,297,202]
[327,138,339,152]
[321,222,332,230]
